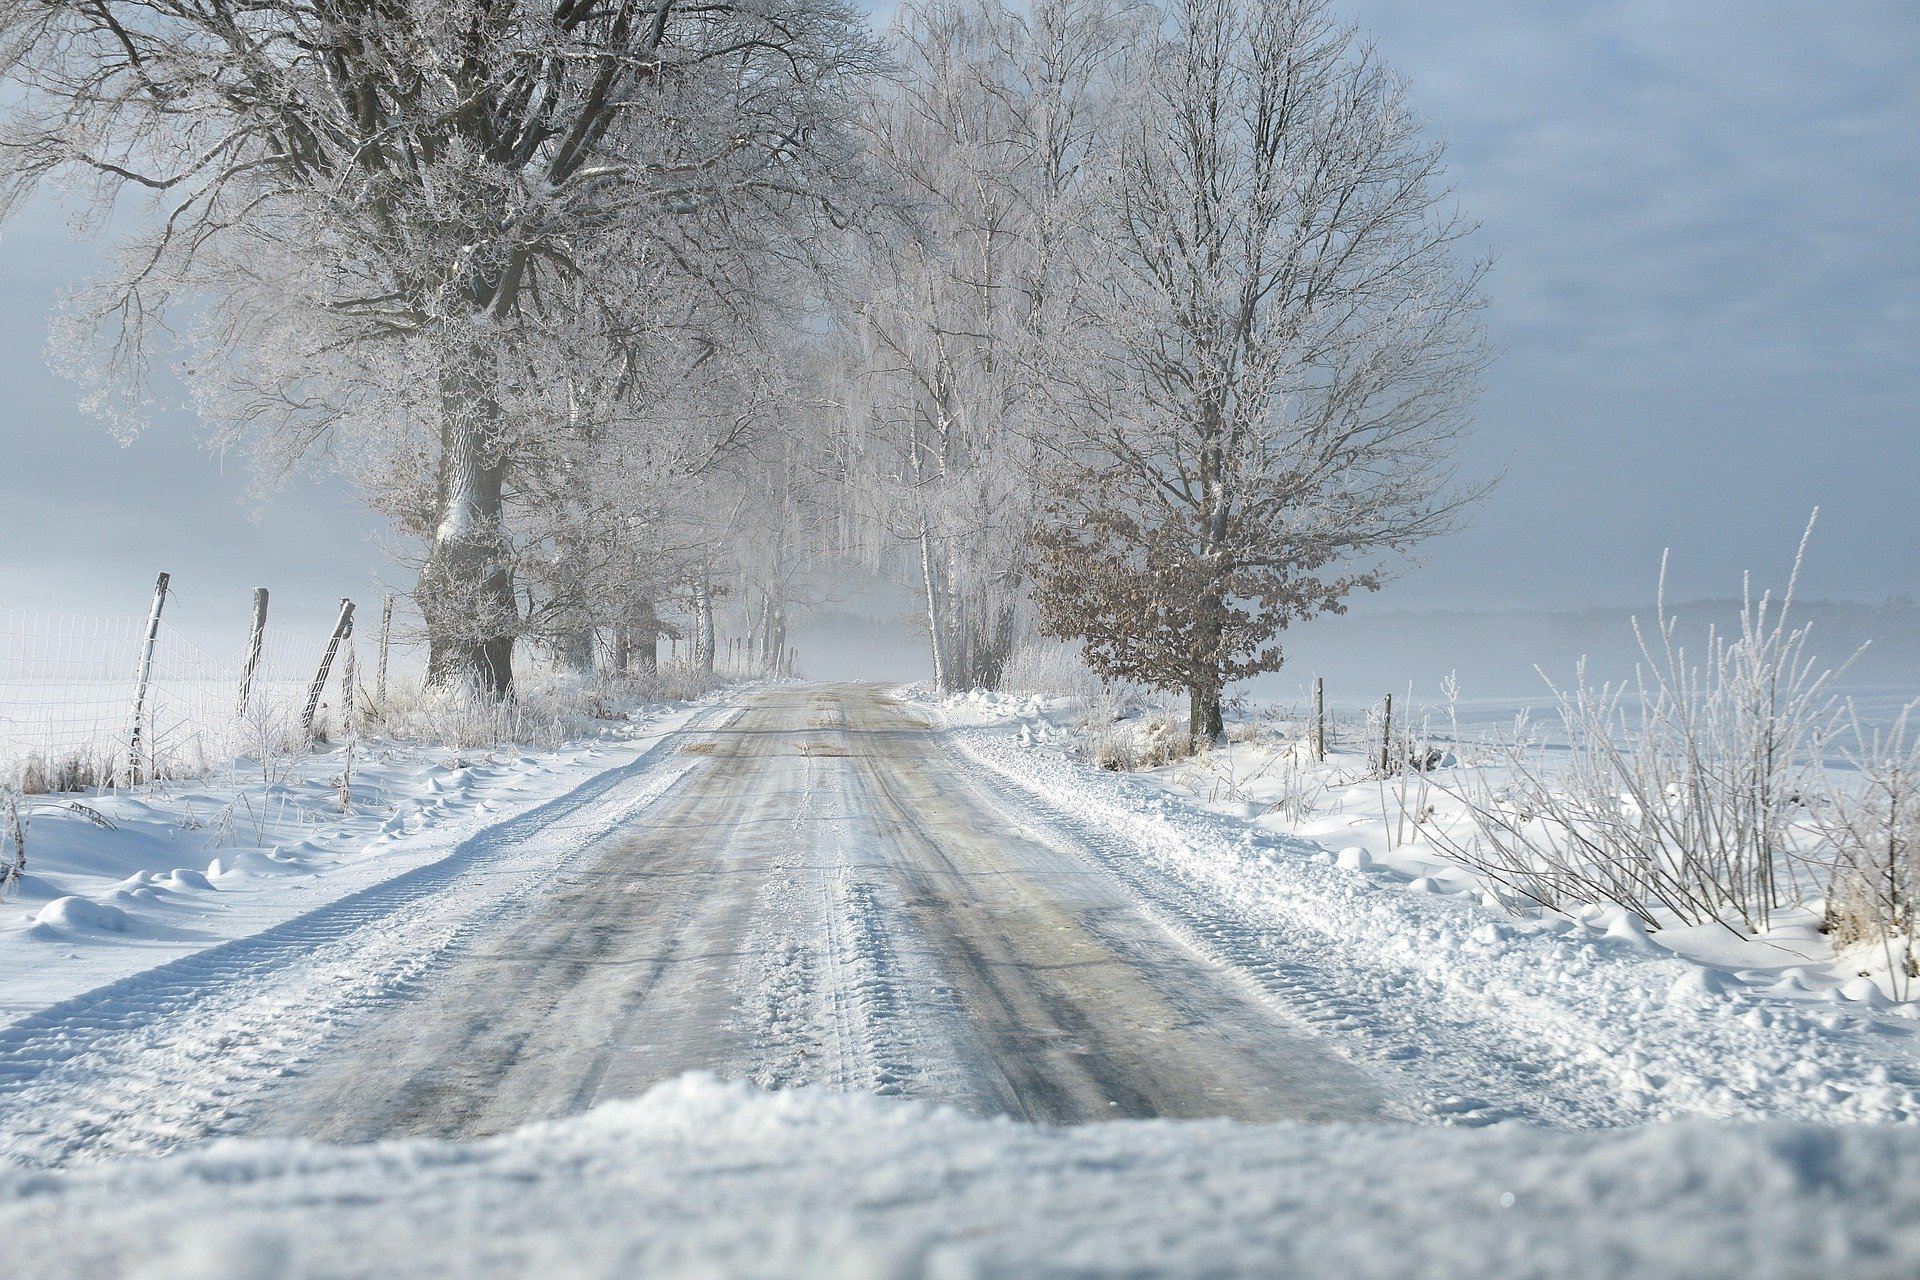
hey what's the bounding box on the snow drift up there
[3,1075,1916,1280]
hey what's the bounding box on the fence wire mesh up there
[0,598,363,791]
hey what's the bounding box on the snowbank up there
[938,687,1915,999]
[2,1075,1915,1279]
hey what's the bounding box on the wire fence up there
[0,581,389,792]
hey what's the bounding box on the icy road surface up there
[253,683,1392,1141]
[0,684,1394,1166]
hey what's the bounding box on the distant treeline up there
[1253,598,1920,702]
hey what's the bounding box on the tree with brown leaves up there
[1031,0,1490,744]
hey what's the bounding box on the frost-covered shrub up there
[1,785,23,899]
[1089,728,1138,772]
[365,677,586,751]
[1439,527,1843,934]
[1082,707,1191,772]
[1135,712,1192,769]
[625,664,730,705]
[364,662,729,752]
[13,750,108,796]
[1820,707,1920,999]
[1000,643,1104,702]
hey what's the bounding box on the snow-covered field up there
[5,1073,1918,1280]
[0,696,719,1031]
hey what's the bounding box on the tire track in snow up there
[944,721,1920,1127]
[0,702,734,1167]
[943,725,1634,1127]
[734,710,951,1101]
[852,689,1390,1125]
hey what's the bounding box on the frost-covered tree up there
[507,318,737,674]
[1030,0,1488,743]
[832,0,1133,691]
[0,0,872,695]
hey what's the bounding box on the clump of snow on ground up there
[2,1075,1915,1280]
[910,687,1920,1126]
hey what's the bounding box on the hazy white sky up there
[0,0,1913,646]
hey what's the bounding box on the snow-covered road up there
[0,684,1401,1165]
[245,683,1391,1142]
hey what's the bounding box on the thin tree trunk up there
[610,624,630,676]
[558,629,596,675]
[968,600,1017,691]
[767,601,787,669]
[694,582,716,673]
[753,592,772,666]
[919,525,951,692]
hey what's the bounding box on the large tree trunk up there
[1187,684,1225,747]
[419,346,516,698]
[630,603,660,675]
[1188,578,1227,747]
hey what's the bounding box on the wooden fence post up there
[340,641,357,810]
[236,588,269,720]
[124,572,171,786]
[302,599,355,740]
[1378,692,1394,775]
[376,594,394,707]
[1313,677,1326,762]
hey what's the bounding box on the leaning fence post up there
[124,572,171,786]
[236,588,269,720]
[1378,692,1394,775]
[302,599,355,740]
[376,594,394,707]
[1314,677,1326,762]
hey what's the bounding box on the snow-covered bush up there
[364,663,728,753]
[999,643,1105,703]
[1081,707,1192,773]
[1089,727,1138,772]
[1,784,23,899]
[1378,735,1446,854]
[1819,707,1920,999]
[1439,527,1842,934]
[13,750,108,796]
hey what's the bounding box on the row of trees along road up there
[0,0,1488,741]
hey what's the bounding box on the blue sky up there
[1340,0,1919,609]
[0,0,1914,645]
